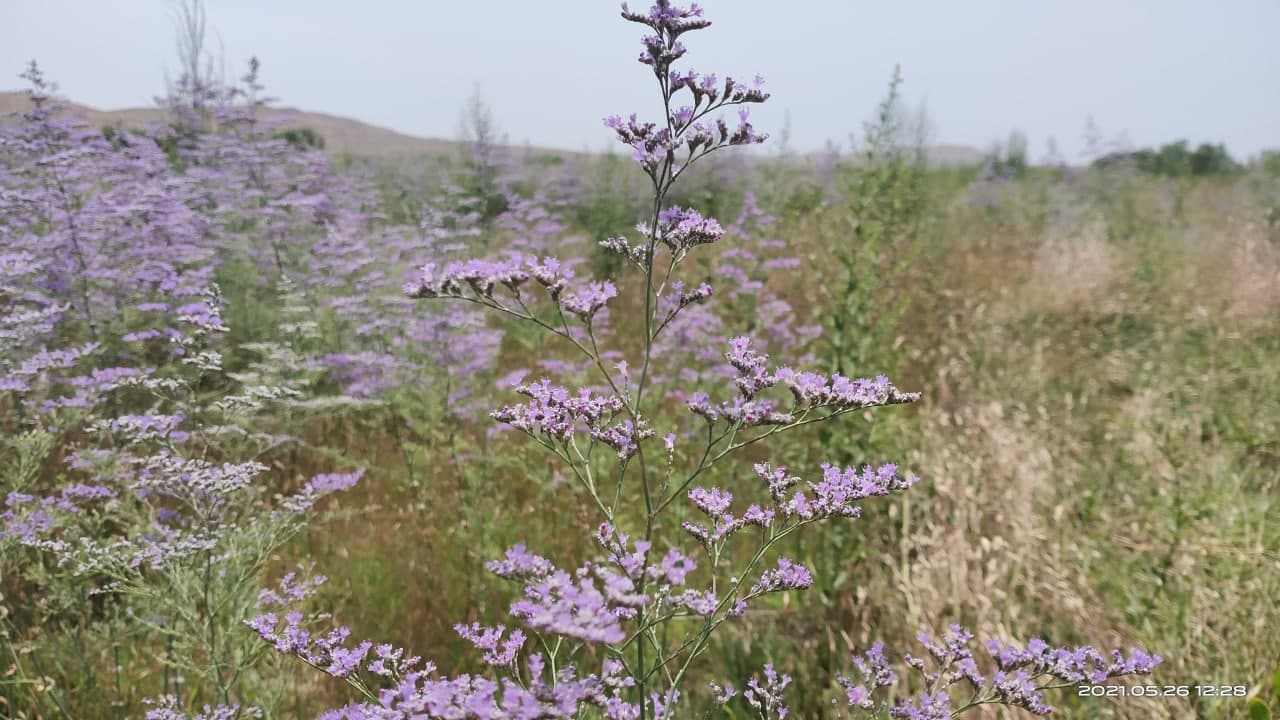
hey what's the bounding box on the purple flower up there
[509,568,630,644]
[487,544,556,580]
[562,281,618,321]
[649,206,725,253]
[888,691,951,720]
[985,637,1162,684]
[750,557,813,595]
[744,663,792,719]
[257,568,327,608]
[840,642,901,709]
[491,379,627,444]
[455,623,526,667]
[688,486,733,518]
[279,469,364,514]
[838,626,1160,716]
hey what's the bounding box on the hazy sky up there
[3,0,1277,160]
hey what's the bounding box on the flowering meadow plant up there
[235,3,1160,719]
[0,58,378,716]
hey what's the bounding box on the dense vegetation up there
[1093,140,1241,177]
[3,3,1278,719]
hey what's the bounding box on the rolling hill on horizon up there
[0,89,986,166]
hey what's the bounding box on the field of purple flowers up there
[3,3,1279,719]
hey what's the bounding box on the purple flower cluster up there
[562,280,619,321]
[509,567,634,644]
[1,64,222,359]
[648,206,725,254]
[606,1,768,182]
[888,691,952,720]
[841,642,897,709]
[782,462,917,521]
[475,528,705,650]
[317,655,640,720]
[407,255,581,302]
[250,577,645,719]
[0,83,372,706]
[686,337,920,429]
[248,612,409,680]
[838,625,1162,717]
[491,379,625,442]
[748,557,813,595]
[408,257,541,300]
[681,483,772,547]
[986,637,1163,684]
[455,623,526,668]
[594,523,697,588]
[679,461,913,563]
[256,567,328,608]
[743,663,793,719]
[486,544,558,579]
[405,253,622,337]
[279,469,366,514]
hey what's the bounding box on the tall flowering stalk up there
[259,3,904,717]
[248,3,1159,718]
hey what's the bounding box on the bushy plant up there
[0,59,372,717]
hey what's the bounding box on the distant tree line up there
[1093,140,1239,177]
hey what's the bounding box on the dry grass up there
[1025,219,1128,316]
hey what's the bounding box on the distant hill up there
[0,90,984,166]
[0,90,485,159]
[921,144,985,167]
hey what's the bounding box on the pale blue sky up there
[3,0,1277,159]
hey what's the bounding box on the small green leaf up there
[1247,697,1272,720]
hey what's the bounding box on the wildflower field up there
[2,2,1278,719]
